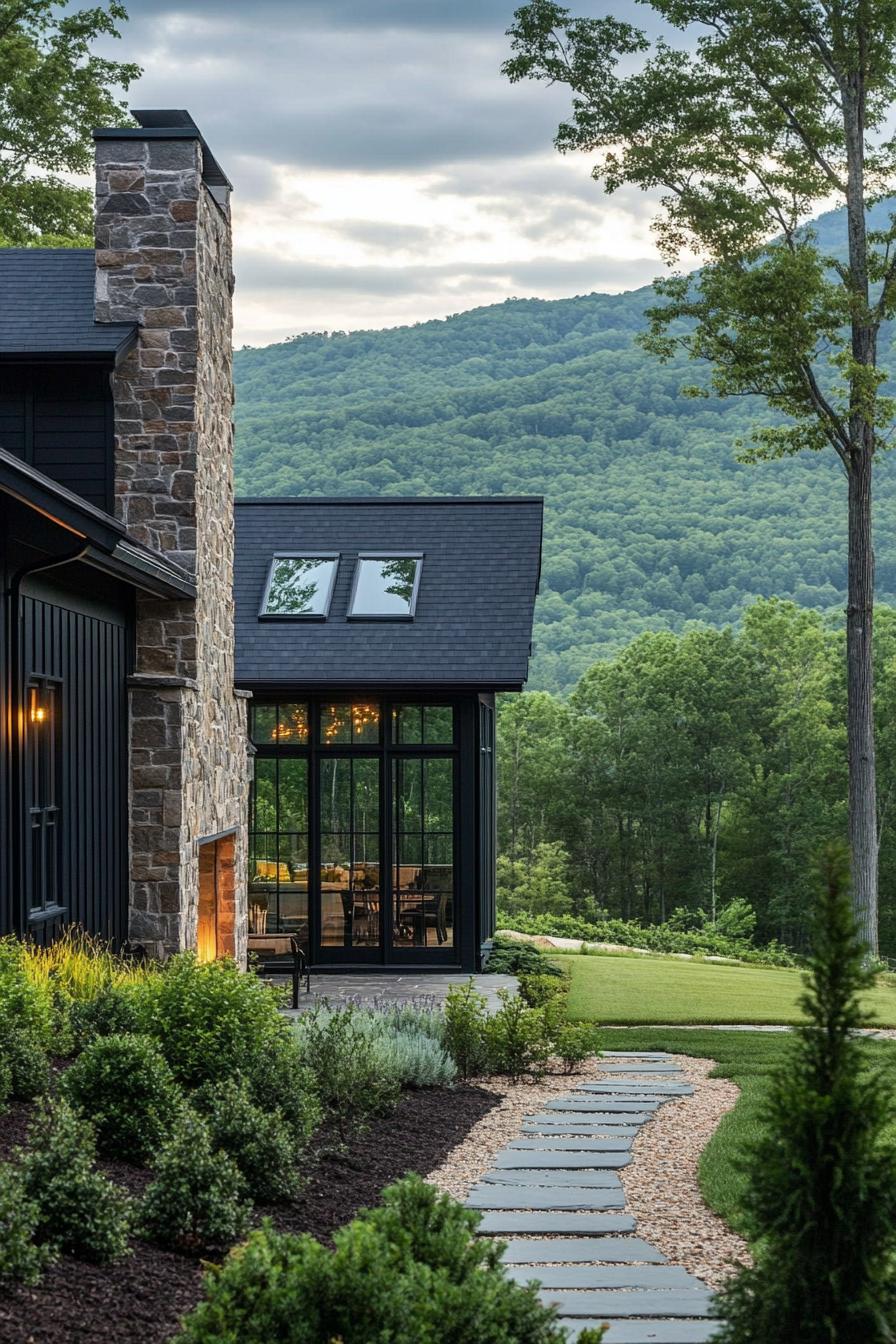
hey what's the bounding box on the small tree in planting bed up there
[717,849,896,1343]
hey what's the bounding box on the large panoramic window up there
[248,698,457,959]
[348,555,421,619]
[260,555,338,618]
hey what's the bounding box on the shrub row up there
[497,910,798,966]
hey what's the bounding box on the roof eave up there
[0,448,195,599]
[86,539,196,601]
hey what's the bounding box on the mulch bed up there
[0,1083,500,1344]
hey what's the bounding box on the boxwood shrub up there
[20,1100,132,1262]
[60,1032,184,1163]
[133,954,291,1089]
[139,1112,251,1252]
[193,1079,300,1203]
[0,1163,53,1287]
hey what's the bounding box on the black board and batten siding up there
[0,564,131,945]
[0,365,114,513]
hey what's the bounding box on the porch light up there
[29,688,47,725]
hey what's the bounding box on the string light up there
[322,702,380,741]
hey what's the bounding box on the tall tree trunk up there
[847,448,879,954]
[843,65,880,955]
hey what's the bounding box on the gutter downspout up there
[6,542,91,937]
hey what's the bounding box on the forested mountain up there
[232,201,896,694]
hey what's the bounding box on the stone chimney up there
[93,110,249,961]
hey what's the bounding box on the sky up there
[101,0,684,348]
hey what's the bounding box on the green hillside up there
[232,205,896,694]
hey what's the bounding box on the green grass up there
[559,950,896,1025]
[599,1027,896,1239]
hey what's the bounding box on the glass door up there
[390,754,455,956]
[317,755,382,956]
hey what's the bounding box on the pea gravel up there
[426,1054,749,1293]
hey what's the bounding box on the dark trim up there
[237,495,544,507]
[0,338,137,363]
[250,692,475,969]
[0,446,124,551]
[238,680,525,693]
[93,540,196,600]
[0,448,195,599]
[95,110,233,190]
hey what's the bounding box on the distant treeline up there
[232,200,896,693]
[496,600,896,956]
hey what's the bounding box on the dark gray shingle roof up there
[0,249,135,356]
[234,497,543,690]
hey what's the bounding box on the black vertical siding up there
[0,364,114,512]
[16,589,129,943]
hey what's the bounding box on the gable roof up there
[0,250,136,358]
[234,497,543,690]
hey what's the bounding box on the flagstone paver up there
[600,1064,685,1074]
[495,1150,631,1169]
[467,1186,626,1211]
[546,1098,661,1113]
[477,1212,637,1234]
[510,1137,633,1151]
[501,1236,666,1264]
[482,1170,629,1188]
[469,1058,722,1342]
[565,1323,721,1343]
[505,1264,698,1290]
[522,1119,641,1136]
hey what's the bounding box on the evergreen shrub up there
[133,953,289,1089]
[69,981,141,1052]
[60,1032,183,1162]
[139,1112,251,1251]
[444,980,491,1079]
[716,850,896,1343]
[21,1099,131,1262]
[175,1173,607,1344]
[194,1079,300,1203]
[0,1164,53,1287]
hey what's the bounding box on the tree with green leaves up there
[715,848,896,1342]
[0,1,139,246]
[504,0,896,952]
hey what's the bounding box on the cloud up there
[97,0,675,343]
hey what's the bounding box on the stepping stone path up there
[468,1052,721,1343]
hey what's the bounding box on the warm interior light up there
[29,689,47,725]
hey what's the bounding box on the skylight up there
[348,555,422,619]
[260,555,338,618]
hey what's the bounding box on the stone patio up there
[277,970,518,1016]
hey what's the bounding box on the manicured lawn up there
[600,1026,896,1239]
[559,950,896,1026]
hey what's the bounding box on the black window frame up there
[248,693,461,965]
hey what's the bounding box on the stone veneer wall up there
[94,131,249,963]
